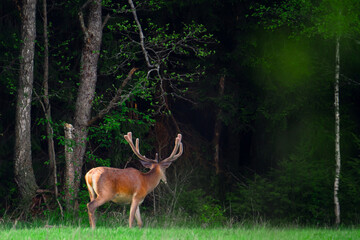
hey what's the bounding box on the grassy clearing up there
[1,226,359,240]
[0,213,359,239]
[0,223,359,240]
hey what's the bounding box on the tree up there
[251,0,360,226]
[39,0,59,200]
[64,0,104,211]
[214,75,225,175]
[334,34,340,226]
[14,0,39,204]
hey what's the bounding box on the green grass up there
[0,212,359,240]
[0,225,359,240]
[0,218,359,240]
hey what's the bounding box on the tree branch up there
[102,13,110,30]
[128,0,155,68]
[78,0,92,37]
[78,11,88,37]
[87,67,138,126]
[80,0,92,11]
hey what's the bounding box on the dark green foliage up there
[228,158,333,224]
[176,189,205,216]
[1,0,360,226]
[227,109,360,224]
[340,136,360,223]
[86,108,154,168]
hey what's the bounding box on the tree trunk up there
[214,75,225,174]
[14,0,38,203]
[42,0,58,198]
[64,123,75,211]
[334,36,341,227]
[65,0,103,211]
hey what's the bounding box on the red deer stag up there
[85,132,183,229]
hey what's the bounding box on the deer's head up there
[124,132,183,184]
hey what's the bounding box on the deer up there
[85,132,183,229]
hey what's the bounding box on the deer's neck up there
[144,165,163,193]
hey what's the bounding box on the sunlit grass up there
[1,225,359,240]
[0,216,359,240]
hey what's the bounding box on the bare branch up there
[78,0,93,36]
[102,13,110,30]
[80,0,92,11]
[128,0,155,68]
[78,11,88,37]
[87,67,138,126]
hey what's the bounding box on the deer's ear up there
[139,160,153,168]
[160,161,172,169]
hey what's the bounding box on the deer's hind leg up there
[135,205,143,228]
[87,197,109,229]
[85,171,97,202]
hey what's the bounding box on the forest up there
[1,0,360,228]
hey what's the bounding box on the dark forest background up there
[1,0,360,226]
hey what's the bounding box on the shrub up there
[198,196,226,225]
[228,153,334,224]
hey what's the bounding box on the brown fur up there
[85,165,165,228]
[85,132,183,229]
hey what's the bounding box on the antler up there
[124,132,158,163]
[162,134,183,163]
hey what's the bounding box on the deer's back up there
[87,167,147,204]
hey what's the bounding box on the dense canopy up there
[1,0,360,226]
